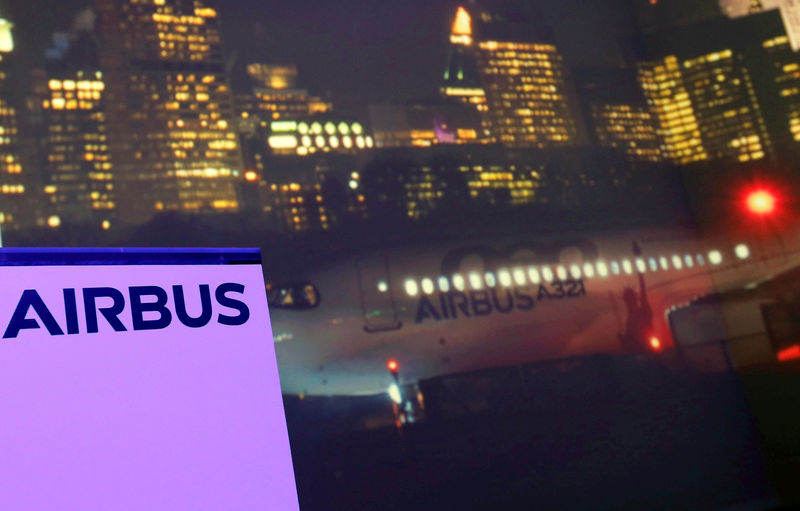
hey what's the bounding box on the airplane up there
[267,220,800,399]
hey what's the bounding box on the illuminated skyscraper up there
[0,15,26,230]
[93,0,243,223]
[442,4,577,149]
[33,69,114,229]
[575,68,663,164]
[758,31,800,154]
[245,64,332,121]
[636,14,782,164]
[441,7,491,140]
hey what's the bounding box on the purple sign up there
[0,259,299,510]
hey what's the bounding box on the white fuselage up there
[271,224,800,396]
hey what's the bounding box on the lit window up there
[421,278,435,295]
[596,261,608,278]
[513,268,527,286]
[659,257,669,271]
[404,279,419,297]
[498,269,512,287]
[610,261,621,275]
[635,258,647,273]
[469,272,483,289]
[648,258,658,272]
[684,254,694,268]
[709,250,723,265]
[556,266,568,281]
[528,266,541,284]
[570,264,582,280]
[485,272,497,288]
[438,276,450,292]
[377,281,389,293]
[542,266,554,282]
[672,255,683,270]
[453,274,466,291]
[696,254,706,266]
[735,244,750,260]
[622,259,633,275]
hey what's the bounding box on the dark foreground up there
[285,355,800,511]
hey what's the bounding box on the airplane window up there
[267,282,320,310]
[610,261,621,275]
[684,254,694,268]
[735,244,751,260]
[709,250,723,265]
[513,268,527,286]
[438,276,450,292]
[672,255,683,270]
[648,258,658,272]
[622,259,633,275]
[453,274,466,291]
[405,279,419,297]
[635,258,647,273]
[556,265,568,281]
[528,266,541,284]
[542,266,554,282]
[421,278,435,295]
[570,264,582,280]
[660,256,670,270]
[377,281,389,293]
[469,272,483,289]
[696,254,706,266]
[595,261,608,278]
[498,269,512,287]
[485,272,498,288]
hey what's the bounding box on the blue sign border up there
[0,248,262,267]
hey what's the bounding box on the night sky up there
[5,0,634,115]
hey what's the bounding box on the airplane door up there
[356,256,402,332]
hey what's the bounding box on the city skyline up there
[2,0,800,237]
[3,0,631,115]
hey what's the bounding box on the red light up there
[386,358,399,373]
[778,345,800,362]
[649,337,662,351]
[746,189,777,216]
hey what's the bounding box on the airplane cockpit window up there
[267,282,320,310]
